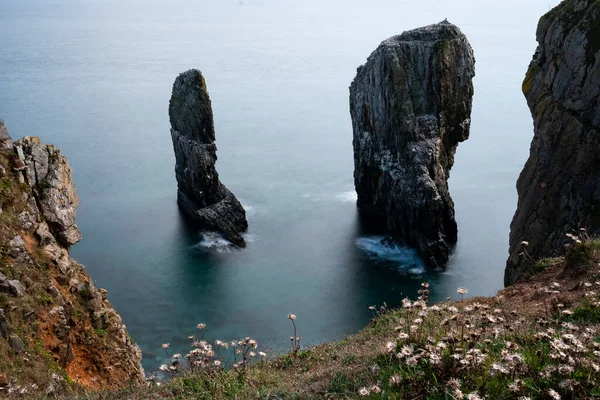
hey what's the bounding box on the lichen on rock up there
[505,0,600,286]
[169,69,248,246]
[350,20,475,268]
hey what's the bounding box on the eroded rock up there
[14,137,81,247]
[350,20,475,268]
[505,0,600,285]
[169,69,248,247]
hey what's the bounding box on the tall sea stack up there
[505,0,600,286]
[350,21,475,268]
[169,69,248,246]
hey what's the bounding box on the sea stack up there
[505,0,600,286]
[169,69,248,246]
[350,21,475,268]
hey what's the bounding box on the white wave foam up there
[356,236,425,274]
[336,191,357,203]
[242,233,258,243]
[192,232,235,253]
[192,231,257,253]
[241,202,256,217]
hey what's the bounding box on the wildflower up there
[398,333,409,340]
[287,314,297,320]
[453,388,464,399]
[197,323,206,330]
[457,287,468,295]
[561,310,573,315]
[172,353,181,359]
[429,352,441,365]
[400,345,414,357]
[368,305,376,310]
[421,282,430,288]
[468,393,482,400]
[161,343,170,349]
[159,364,169,372]
[520,241,529,246]
[548,389,561,400]
[389,374,402,386]
[386,341,396,352]
[443,378,459,390]
[358,387,370,397]
[370,385,381,394]
[213,360,222,366]
[249,351,256,357]
[509,380,522,392]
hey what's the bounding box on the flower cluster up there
[357,279,600,399]
[153,323,265,381]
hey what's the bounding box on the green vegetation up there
[528,256,564,276]
[0,178,13,208]
[37,293,54,305]
[54,254,600,400]
[565,237,600,269]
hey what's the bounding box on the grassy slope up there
[67,239,600,400]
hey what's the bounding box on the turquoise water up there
[0,0,558,373]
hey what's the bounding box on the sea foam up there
[355,236,425,275]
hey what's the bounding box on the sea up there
[0,0,560,373]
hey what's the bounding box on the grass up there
[37,238,600,400]
[565,238,600,269]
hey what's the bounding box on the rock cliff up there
[169,70,248,247]
[0,122,143,395]
[505,0,600,286]
[350,21,475,268]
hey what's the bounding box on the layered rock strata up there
[0,124,144,392]
[506,0,600,285]
[350,21,475,268]
[169,69,248,247]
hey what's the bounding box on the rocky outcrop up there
[0,124,144,392]
[169,69,248,247]
[350,21,475,268]
[15,137,82,246]
[505,0,600,286]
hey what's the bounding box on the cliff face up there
[350,21,475,268]
[0,122,143,395]
[505,0,600,286]
[169,69,248,247]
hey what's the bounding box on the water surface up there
[0,0,559,372]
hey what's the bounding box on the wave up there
[241,202,256,217]
[355,236,425,275]
[336,191,357,203]
[192,232,257,253]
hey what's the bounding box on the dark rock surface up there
[350,20,475,268]
[505,0,600,286]
[169,69,248,247]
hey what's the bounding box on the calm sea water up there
[0,0,559,373]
